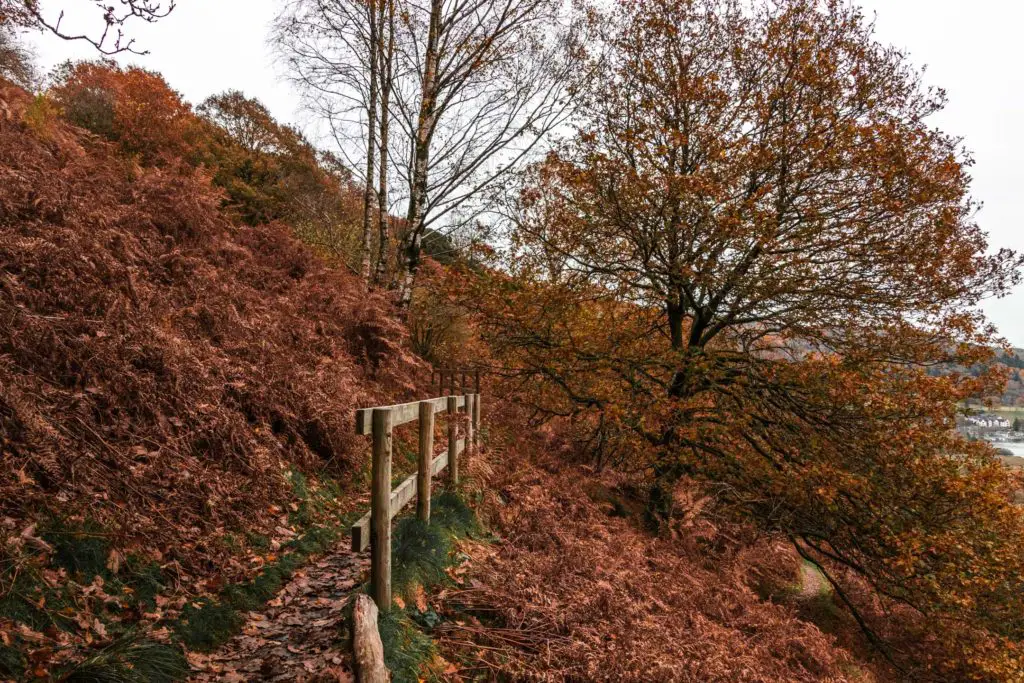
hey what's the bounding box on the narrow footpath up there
[186,549,370,682]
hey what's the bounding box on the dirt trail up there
[187,549,370,682]
[799,561,829,598]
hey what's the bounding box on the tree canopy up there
[463,0,1024,677]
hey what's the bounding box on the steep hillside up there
[0,80,421,677]
[431,410,882,682]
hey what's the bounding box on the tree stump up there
[352,594,389,682]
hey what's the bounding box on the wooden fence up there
[351,391,482,608]
[431,367,481,396]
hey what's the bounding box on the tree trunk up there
[645,459,682,532]
[360,0,380,284]
[374,0,395,286]
[397,0,442,306]
[652,300,701,530]
[667,297,684,350]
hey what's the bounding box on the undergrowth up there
[0,527,187,681]
[375,490,481,683]
[60,640,189,683]
[175,510,358,652]
[0,472,359,680]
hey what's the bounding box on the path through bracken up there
[187,549,370,682]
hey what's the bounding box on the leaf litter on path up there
[188,549,368,682]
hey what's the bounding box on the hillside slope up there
[433,413,880,682]
[0,76,882,682]
[0,80,421,677]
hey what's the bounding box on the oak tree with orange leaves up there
[468,0,1024,677]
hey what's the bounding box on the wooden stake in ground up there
[353,594,390,682]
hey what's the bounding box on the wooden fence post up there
[370,408,392,609]
[417,400,434,522]
[465,394,475,461]
[473,392,481,451]
[353,594,389,682]
[447,395,459,485]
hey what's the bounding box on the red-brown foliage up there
[439,406,876,682]
[0,79,422,575]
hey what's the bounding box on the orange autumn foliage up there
[461,0,1024,678]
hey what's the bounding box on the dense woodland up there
[2,0,1024,681]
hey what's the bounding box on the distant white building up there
[965,414,1012,429]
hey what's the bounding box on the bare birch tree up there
[374,0,395,285]
[274,0,583,297]
[275,0,386,284]
[391,0,583,303]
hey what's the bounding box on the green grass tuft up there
[378,609,438,683]
[0,643,26,679]
[431,491,479,537]
[174,519,343,651]
[374,490,482,682]
[43,518,111,581]
[391,518,453,597]
[122,558,165,610]
[174,599,244,652]
[245,531,270,552]
[61,639,188,682]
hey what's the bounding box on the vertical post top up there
[372,406,393,431]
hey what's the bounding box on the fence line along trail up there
[187,386,482,681]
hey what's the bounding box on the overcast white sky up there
[26,0,1024,345]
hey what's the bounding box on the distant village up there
[957,411,1024,451]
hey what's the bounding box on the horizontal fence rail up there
[350,442,462,552]
[353,390,482,608]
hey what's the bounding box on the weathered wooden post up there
[474,369,481,393]
[417,400,434,522]
[447,395,459,485]
[465,394,475,461]
[370,408,392,608]
[472,392,481,451]
[353,594,389,682]
[461,371,468,394]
